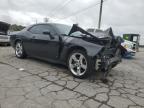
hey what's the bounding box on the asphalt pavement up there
[0,47,144,108]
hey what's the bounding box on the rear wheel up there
[15,41,27,58]
[68,50,90,79]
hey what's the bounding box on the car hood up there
[68,24,96,38]
[9,31,21,36]
[91,28,114,39]
[68,24,114,40]
[121,39,136,52]
[0,21,10,35]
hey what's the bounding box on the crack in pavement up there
[0,47,144,108]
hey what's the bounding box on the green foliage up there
[9,24,25,31]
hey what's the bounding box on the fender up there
[68,37,104,57]
[59,37,104,64]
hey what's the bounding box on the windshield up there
[53,24,84,37]
[53,24,72,35]
[70,31,84,37]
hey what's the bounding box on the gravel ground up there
[0,46,144,108]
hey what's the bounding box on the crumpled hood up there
[68,24,97,39]
[68,24,114,40]
[90,32,110,39]
[0,21,10,35]
[89,28,115,40]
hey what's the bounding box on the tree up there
[9,24,25,31]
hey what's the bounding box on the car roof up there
[25,23,70,30]
[31,23,70,26]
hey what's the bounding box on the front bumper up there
[95,55,121,71]
[0,39,10,45]
[0,35,10,44]
[123,51,136,58]
[96,57,122,71]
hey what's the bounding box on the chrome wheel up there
[15,42,23,57]
[69,52,87,76]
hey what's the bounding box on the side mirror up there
[43,31,54,39]
[43,31,50,35]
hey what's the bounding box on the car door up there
[27,24,60,60]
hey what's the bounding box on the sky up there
[0,0,144,45]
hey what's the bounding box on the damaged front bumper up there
[95,48,122,72]
[95,56,121,71]
[123,52,136,58]
[123,50,136,58]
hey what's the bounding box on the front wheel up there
[15,41,27,58]
[112,48,122,68]
[68,50,90,79]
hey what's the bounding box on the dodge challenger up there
[10,23,122,79]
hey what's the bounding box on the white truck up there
[121,39,136,57]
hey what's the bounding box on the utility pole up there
[98,0,103,29]
[35,19,37,24]
[44,17,49,23]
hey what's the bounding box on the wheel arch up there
[66,46,87,62]
[66,46,93,78]
[14,39,22,47]
[14,38,27,58]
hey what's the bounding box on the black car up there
[10,23,121,79]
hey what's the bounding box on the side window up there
[29,24,56,34]
[29,25,43,34]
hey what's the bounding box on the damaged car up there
[0,21,10,46]
[87,28,136,58]
[121,39,136,58]
[10,23,122,79]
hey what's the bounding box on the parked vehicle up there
[123,34,140,52]
[121,39,136,58]
[0,21,10,46]
[10,23,122,79]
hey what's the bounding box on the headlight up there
[124,44,128,49]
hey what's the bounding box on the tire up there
[111,63,118,68]
[67,50,90,79]
[15,41,27,58]
[112,48,122,69]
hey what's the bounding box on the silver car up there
[0,21,10,46]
